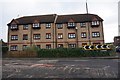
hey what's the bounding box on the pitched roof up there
[8,13,103,25]
[56,14,103,23]
[8,14,56,25]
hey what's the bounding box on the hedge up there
[37,48,115,58]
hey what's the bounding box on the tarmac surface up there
[2,57,119,78]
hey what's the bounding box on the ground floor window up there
[46,44,51,49]
[93,43,100,46]
[68,44,76,48]
[23,45,28,50]
[82,43,87,46]
[58,44,63,48]
[10,45,18,51]
[36,45,41,48]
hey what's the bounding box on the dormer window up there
[33,23,40,29]
[80,23,86,28]
[10,24,18,30]
[67,22,76,28]
[46,23,51,29]
[91,21,100,27]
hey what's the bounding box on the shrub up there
[37,48,114,58]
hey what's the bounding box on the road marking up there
[74,60,89,62]
[30,64,54,68]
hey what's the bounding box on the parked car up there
[116,46,120,52]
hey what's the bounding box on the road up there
[2,58,119,78]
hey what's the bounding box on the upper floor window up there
[11,35,18,41]
[23,34,28,40]
[91,21,100,27]
[33,34,40,40]
[68,33,76,39]
[81,32,87,38]
[46,23,51,29]
[10,45,18,51]
[10,24,18,30]
[56,24,63,29]
[92,32,100,38]
[68,44,76,48]
[46,44,51,49]
[33,23,40,29]
[23,25,28,30]
[58,33,63,39]
[46,33,51,39]
[67,22,76,28]
[80,23,86,27]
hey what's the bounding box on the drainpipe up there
[53,14,58,49]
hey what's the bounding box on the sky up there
[0,0,119,43]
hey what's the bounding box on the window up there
[23,25,28,30]
[33,23,40,29]
[81,32,87,38]
[46,23,51,28]
[57,24,63,29]
[23,45,27,50]
[80,23,86,27]
[10,24,18,30]
[68,33,76,39]
[46,33,51,39]
[93,43,100,45]
[46,44,51,49]
[67,22,76,28]
[82,43,87,46]
[58,33,63,39]
[91,21,99,26]
[58,44,63,48]
[92,32,100,38]
[11,35,18,40]
[23,34,28,40]
[33,34,40,40]
[36,45,41,48]
[68,44,76,48]
[10,45,18,51]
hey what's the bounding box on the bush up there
[37,48,114,58]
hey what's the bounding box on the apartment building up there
[7,14,104,51]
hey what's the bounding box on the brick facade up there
[8,14,104,51]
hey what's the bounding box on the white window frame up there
[92,32,100,38]
[68,22,75,27]
[81,32,87,38]
[23,25,28,30]
[46,33,51,39]
[10,45,18,51]
[91,21,99,26]
[46,44,51,49]
[68,33,76,39]
[33,34,40,40]
[68,44,76,48]
[58,33,63,39]
[10,24,18,29]
[46,23,51,28]
[11,35,18,40]
[80,23,86,27]
[33,23,40,28]
[57,24,63,29]
[23,34,28,40]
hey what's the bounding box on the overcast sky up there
[0,0,119,43]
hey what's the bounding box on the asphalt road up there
[2,58,119,78]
